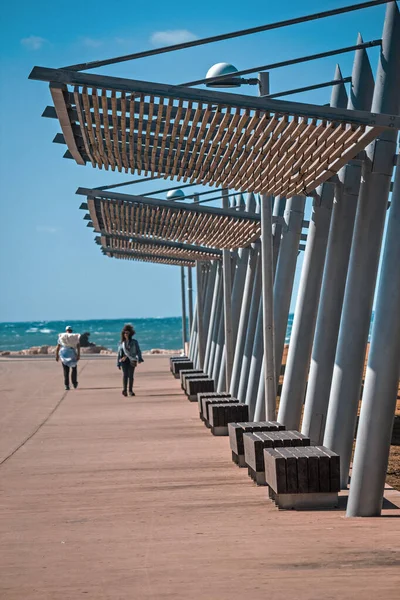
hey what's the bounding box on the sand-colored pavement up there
[0,356,399,600]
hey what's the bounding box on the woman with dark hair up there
[117,324,143,396]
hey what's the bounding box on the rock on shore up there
[0,346,183,357]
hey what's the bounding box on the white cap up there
[65,325,73,331]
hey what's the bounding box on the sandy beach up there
[1,355,399,600]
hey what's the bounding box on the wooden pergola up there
[29,66,400,198]
[78,188,261,249]
[94,232,223,262]
[100,246,198,267]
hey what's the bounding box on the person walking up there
[56,326,80,390]
[117,324,143,397]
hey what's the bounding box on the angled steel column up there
[188,297,197,360]
[187,267,194,331]
[207,269,223,375]
[180,266,188,351]
[245,300,264,419]
[324,1,400,488]
[212,252,237,384]
[347,152,400,517]
[302,41,374,444]
[277,186,335,429]
[219,189,234,390]
[273,195,306,386]
[237,244,262,403]
[204,262,222,375]
[261,194,276,420]
[230,193,258,396]
[272,196,286,275]
[254,193,287,418]
[219,193,255,392]
[196,261,206,369]
[202,261,217,342]
[278,68,347,431]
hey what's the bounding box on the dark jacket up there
[117,338,144,367]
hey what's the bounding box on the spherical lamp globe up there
[166,188,185,201]
[205,63,240,88]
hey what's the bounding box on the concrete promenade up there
[1,356,399,600]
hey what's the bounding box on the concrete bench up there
[243,430,310,485]
[197,392,232,421]
[264,446,340,509]
[180,370,204,389]
[228,421,285,467]
[208,403,249,436]
[171,359,194,378]
[186,378,215,401]
[201,398,239,428]
[169,356,189,371]
[182,373,210,394]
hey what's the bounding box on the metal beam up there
[76,187,261,222]
[29,67,400,129]
[61,1,391,72]
[182,41,380,87]
[102,247,195,265]
[267,77,352,99]
[96,231,223,256]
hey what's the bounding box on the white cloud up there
[150,29,197,46]
[21,36,47,50]
[114,37,135,46]
[81,37,103,48]
[36,226,58,234]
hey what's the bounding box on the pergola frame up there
[77,187,262,249]
[29,67,399,198]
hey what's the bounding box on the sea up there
[0,315,296,353]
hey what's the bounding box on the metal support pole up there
[277,66,348,431]
[347,152,400,517]
[204,262,222,375]
[324,1,400,488]
[237,246,262,403]
[188,297,197,360]
[201,261,217,367]
[207,270,223,375]
[187,267,194,332]
[302,40,375,444]
[222,189,234,390]
[245,300,264,419]
[230,224,258,396]
[212,253,237,384]
[196,261,206,369]
[273,195,306,386]
[220,193,256,392]
[277,183,335,429]
[272,196,286,275]
[180,266,188,352]
[260,194,276,420]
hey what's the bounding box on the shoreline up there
[0,344,182,358]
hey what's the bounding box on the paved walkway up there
[1,357,399,600]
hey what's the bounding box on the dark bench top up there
[264,446,340,495]
[208,403,249,429]
[244,430,311,472]
[201,397,239,423]
[229,421,285,455]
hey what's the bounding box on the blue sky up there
[0,0,390,321]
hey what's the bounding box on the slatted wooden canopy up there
[78,188,261,249]
[29,67,400,198]
[100,246,198,267]
[95,232,222,262]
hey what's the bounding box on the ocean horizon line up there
[0,316,186,325]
